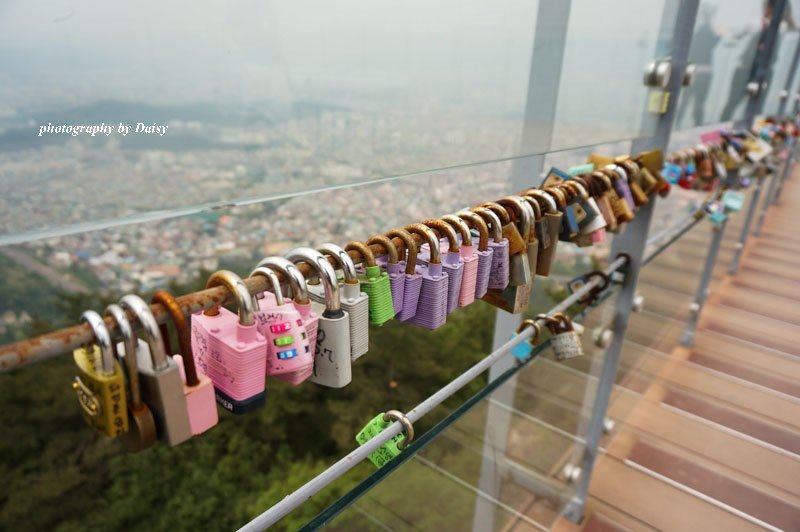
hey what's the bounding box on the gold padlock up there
[481,201,526,255]
[523,189,562,277]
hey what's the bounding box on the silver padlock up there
[286,247,352,388]
[312,243,369,362]
[119,295,192,447]
[543,312,584,361]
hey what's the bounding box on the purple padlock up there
[423,219,464,315]
[405,223,448,330]
[441,215,479,308]
[456,211,494,299]
[605,164,636,211]
[386,228,423,321]
[368,235,404,316]
[471,207,510,290]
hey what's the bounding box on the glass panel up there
[675,0,768,129]
[0,0,544,244]
[761,29,800,116]
[549,0,680,150]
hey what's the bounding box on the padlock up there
[563,181,606,247]
[456,210,493,299]
[636,148,669,196]
[120,294,192,445]
[256,256,320,355]
[344,241,395,326]
[355,410,414,469]
[619,160,649,206]
[404,223,449,330]
[71,310,129,438]
[602,167,635,223]
[722,190,746,213]
[286,247,352,388]
[104,304,157,451]
[386,228,423,322]
[470,207,510,290]
[543,312,584,361]
[510,319,542,362]
[571,176,607,243]
[604,164,636,212]
[480,201,526,255]
[316,243,369,361]
[442,214,479,307]
[587,172,619,234]
[190,271,267,416]
[421,219,464,314]
[152,290,218,436]
[367,235,404,316]
[482,198,532,314]
[498,195,538,279]
[523,190,562,276]
[249,264,314,385]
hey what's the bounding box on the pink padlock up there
[249,264,314,386]
[441,214,479,307]
[153,290,218,435]
[190,270,267,415]
[256,257,320,354]
[456,210,494,299]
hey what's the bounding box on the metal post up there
[681,218,727,346]
[563,0,700,522]
[773,137,798,205]
[753,148,791,235]
[473,3,572,530]
[776,25,800,117]
[729,174,764,274]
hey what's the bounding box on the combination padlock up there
[470,207,510,290]
[405,223,449,330]
[316,243,369,361]
[152,290,218,436]
[105,304,157,451]
[190,271,267,415]
[256,256,320,356]
[441,215,478,307]
[523,189,562,277]
[344,241,395,326]
[249,265,313,385]
[481,201,526,255]
[386,228,423,322]
[482,198,532,314]
[71,310,129,438]
[422,219,464,314]
[368,235,404,316]
[456,210,493,299]
[120,294,192,446]
[286,247,352,388]
[498,195,538,278]
[542,312,584,361]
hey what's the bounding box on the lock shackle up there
[552,312,574,332]
[386,229,419,275]
[423,219,460,253]
[563,181,589,200]
[542,187,567,210]
[344,241,377,268]
[286,247,342,315]
[525,189,558,214]
[456,211,489,252]
[257,256,309,305]
[203,270,256,327]
[405,223,441,264]
[318,243,359,285]
[441,215,473,247]
[469,207,503,243]
[591,171,613,192]
[516,319,541,344]
[105,303,143,408]
[366,235,399,265]
[151,290,200,387]
[249,266,285,306]
[620,160,641,180]
[80,310,115,375]
[479,202,511,225]
[519,195,542,221]
[120,294,170,371]
[535,313,563,335]
[605,164,628,183]
[498,196,531,238]
[382,409,414,450]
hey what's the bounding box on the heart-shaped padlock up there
[386,228,423,322]
[249,264,314,385]
[404,223,449,330]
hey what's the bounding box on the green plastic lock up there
[355,412,406,468]
[345,242,395,326]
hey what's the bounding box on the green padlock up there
[355,410,414,468]
[345,241,395,326]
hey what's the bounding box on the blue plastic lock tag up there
[722,190,745,213]
[710,210,727,225]
[510,333,534,361]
